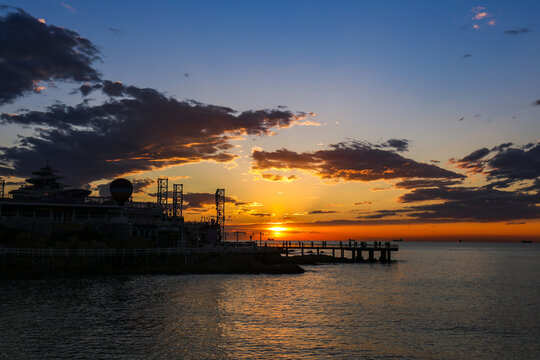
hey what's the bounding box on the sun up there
[268,226,287,232]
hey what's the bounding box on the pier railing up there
[260,241,399,251]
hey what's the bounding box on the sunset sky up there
[1,1,539,241]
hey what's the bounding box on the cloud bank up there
[0,9,316,185]
[0,7,100,104]
[0,88,302,185]
[252,140,464,182]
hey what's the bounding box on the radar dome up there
[109,178,133,205]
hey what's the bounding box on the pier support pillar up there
[301,248,304,256]
[379,250,387,262]
[387,250,391,262]
[357,250,363,262]
[332,249,335,257]
[341,249,344,259]
[368,250,374,262]
[317,248,319,256]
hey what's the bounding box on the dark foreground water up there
[1,242,539,360]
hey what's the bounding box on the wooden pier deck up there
[259,240,398,263]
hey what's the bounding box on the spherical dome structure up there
[109,178,133,205]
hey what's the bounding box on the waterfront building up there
[0,163,219,247]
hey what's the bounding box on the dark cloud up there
[521,178,540,192]
[462,147,490,161]
[0,7,100,104]
[308,210,338,214]
[182,192,218,209]
[252,140,464,182]
[452,142,540,189]
[0,83,303,185]
[491,142,513,151]
[450,147,491,173]
[359,210,402,220]
[397,186,540,222]
[504,27,531,35]
[108,27,124,34]
[340,184,540,223]
[485,143,540,185]
[250,212,273,217]
[184,73,189,78]
[354,201,372,205]
[131,178,153,194]
[260,173,297,182]
[382,138,410,152]
[532,99,540,106]
[180,192,251,211]
[0,166,16,176]
[394,179,463,189]
[345,141,540,223]
[76,80,126,97]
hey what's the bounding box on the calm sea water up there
[1,242,539,360]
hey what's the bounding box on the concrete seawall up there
[0,247,304,278]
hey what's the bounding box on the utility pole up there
[253,232,265,246]
[233,231,247,242]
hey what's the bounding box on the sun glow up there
[268,226,287,232]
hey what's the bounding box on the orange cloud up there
[474,12,488,20]
[32,81,46,93]
[470,6,495,28]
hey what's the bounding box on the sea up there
[1,242,539,360]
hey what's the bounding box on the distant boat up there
[392,238,403,242]
[522,240,533,243]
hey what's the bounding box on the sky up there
[1,0,539,241]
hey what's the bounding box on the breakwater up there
[0,246,303,278]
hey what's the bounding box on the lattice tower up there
[215,188,225,241]
[172,183,183,220]
[157,178,168,217]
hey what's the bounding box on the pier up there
[0,241,398,277]
[260,240,398,263]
